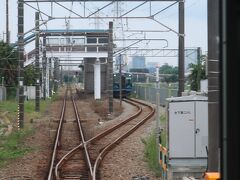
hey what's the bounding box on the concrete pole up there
[46,58,49,98]
[60,65,63,85]
[17,0,24,129]
[156,66,160,166]
[119,54,122,106]
[208,0,220,172]
[49,58,52,97]
[94,58,101,99]
[178,0,185,96]
[53,58,59,93]
[108,22,113,113]
[42,36,47,100]
[6,0,9,43]
[35,12,40,112]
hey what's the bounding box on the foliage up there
[0,41,18,86]
[6,87,17,100]
[142,131,161,176]
[188,55,207,91]
[0,129,34,167]
[159,63,178,83]
[24,65,36,86]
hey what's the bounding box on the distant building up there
[115,54,129,72]
[131,56,146,68]
[146,62,158,74]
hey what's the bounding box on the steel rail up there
[92,98,155,180]
[55,93,142,179]
[72,95,93,175]
[86,99,142,145]
[47,89,67,180]
[54,144,83,179]
[54,94,142,179]
[54,92,93,179]
[50,94,154,180]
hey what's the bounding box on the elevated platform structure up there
[24,29,109,97]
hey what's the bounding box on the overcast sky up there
[0,0,207,67]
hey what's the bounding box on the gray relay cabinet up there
[167,95,208,159]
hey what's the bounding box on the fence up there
[132,83,178,106]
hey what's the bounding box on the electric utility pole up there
[178,0,185,96]
[108,22,113,113]
[119,54,122,106]
[18,0,24,129]
[6,0,9,43]
[35,12,40,112]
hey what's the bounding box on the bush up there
[0,128,34,167]
[142,131,161,176]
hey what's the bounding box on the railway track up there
[47,88,92,180]
[48,87,155,180]
[86,98,155,180]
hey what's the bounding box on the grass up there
[0,128,34,167]
[0,99,52,122]
[0,97,55,167]
[0,101,18,118]
[160,114,167,147]
[90,99,108,118]
[142,131,161,176]
[50,92,59,101]
[142,114,168,176]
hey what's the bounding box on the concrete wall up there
[0,86,6,101]
[24,86,42,100]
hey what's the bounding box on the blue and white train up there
[113,72,132,98]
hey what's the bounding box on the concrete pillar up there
[94,58,101,99]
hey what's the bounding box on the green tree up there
[159,63,178,83]
[0,41,18,86]
[188,55,207,91]
[24,65,36,86]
